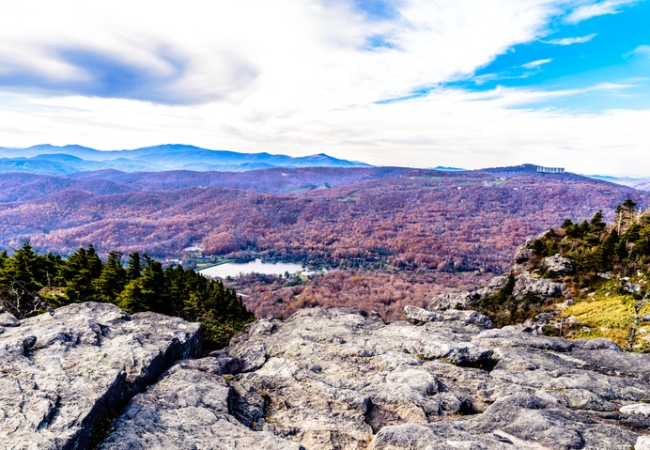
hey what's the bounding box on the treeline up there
[225,269,492,322]
[0,243,254,351]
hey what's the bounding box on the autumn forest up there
[0,166,647,320]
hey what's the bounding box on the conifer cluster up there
[478,200,650,329]
[534,199,650,282]
[0,244,254,351]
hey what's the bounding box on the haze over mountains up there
[2,145,649,192]
[0,144,371,174]
[588,174,650,192]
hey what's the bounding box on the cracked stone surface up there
[101,358,301,450]
[0,302,201,450]
[4,303,650,450]
[218,307,650,450]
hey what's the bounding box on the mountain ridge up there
[0,144,372,173]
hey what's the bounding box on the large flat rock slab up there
[6,304,650,449]
[0,302,201,450]
[220,307,650,450]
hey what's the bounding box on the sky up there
[0,0,648,176]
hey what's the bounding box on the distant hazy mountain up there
[429,166,466,171]
[0,144,372,174]
[587,174,650,192]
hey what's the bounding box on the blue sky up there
[0,0,648,176]
[441,0,650,112]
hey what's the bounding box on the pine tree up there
[164,264,187,315]
[86,245,103,280]
[590,210,606,231]
[3,242,44,293]
[616,199,639,234]
[0,244,255,351]
[126,252,142,280]
[137,255,169,314]
[62,246,103,303]
[93,251,126,303]
[116,279,146,313]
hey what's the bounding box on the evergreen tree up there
[3,242,44,293]
[137,255,169,313]
[0,244,255,351]
[43,252,64,287]
[93,251,126,303]
[126,252,142,280]
[116,279,146,313]
[86,245,103,280]
[61,246,103,303]
[590,210,606,232]
[600,231,619,270]
[616,199,638,234]
[164,264,187,315]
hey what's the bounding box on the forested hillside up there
[0,243,253,351]
[0,169,644,274]
[0,167,408,201]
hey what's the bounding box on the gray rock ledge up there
[5,304,650,450]
[214,307,650,450]
[0,302,201,450]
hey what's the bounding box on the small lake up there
[198,259,308,279]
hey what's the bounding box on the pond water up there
[198,259,307,279]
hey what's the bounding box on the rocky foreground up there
[2,303,650,449]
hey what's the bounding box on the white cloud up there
[0,0,569,105]
[2,80,649,176]
[628,45,650,59]
[544,33,597,45]
[0,1,648,176]
[565,0,638,23]
[522,58,553,69]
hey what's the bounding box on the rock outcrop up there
[4,303,650,450]
[0,302,201,450]
[214,307,650,450]
[0,305,19,328]
[429,235,573,313]
[100,358,300,450]
[429,272,566,311]
[541,254,575,277]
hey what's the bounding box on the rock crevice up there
[0,302,201,450]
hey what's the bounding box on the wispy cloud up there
[544,34,597,45]
[565,0,638,24]
[627,45,650,59]
[0,0,648,176]
[521,58,553,69]
[0,0,570,107]
[0,45,256,105]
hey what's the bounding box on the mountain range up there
[1,146,649,194]
[0,144,371,174]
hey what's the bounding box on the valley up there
[1,168,643,267]
[0,164,646,321]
